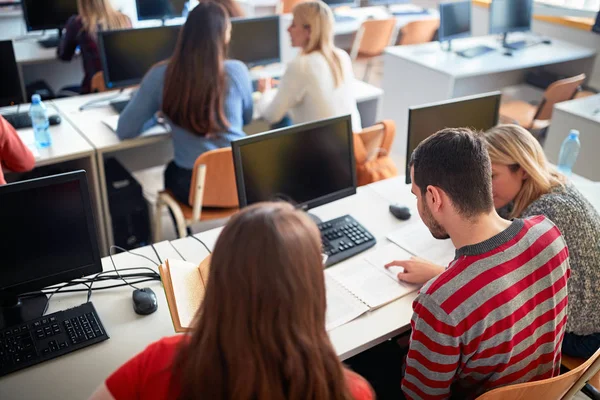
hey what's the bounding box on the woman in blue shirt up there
[117,2,253,205]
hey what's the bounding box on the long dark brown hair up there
[172,202,355,400]
[162,2,229,136]
[198,0,245,18]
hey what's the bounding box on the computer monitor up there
[323,0,358,9]
[228,16,280,68]
[438,0,471,45]
[98,25,181,89]
[405,92,501,184]
[0,40,23,107]
[489,0,533,49]
[21,0,78,31]
[232,115,356,210]
[0,171,102,329]
[136,0,189,20]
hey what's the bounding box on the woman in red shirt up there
[89,202,374,400]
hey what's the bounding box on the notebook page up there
[364,243,421,293]
[325,274,369,331]
[168,259,206,329]
[387,222,456,266]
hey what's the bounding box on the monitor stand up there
[38,29,62,48]
[0,292,48,331]
[502,32,527,50]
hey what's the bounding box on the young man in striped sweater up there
[394,128,570,399]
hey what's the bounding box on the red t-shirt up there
[106,335,374,400]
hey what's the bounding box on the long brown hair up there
[76,0,131,38]
[172,202,355,400]
[162,2,230,136]
[198,0,245,18]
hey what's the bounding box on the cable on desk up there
[150,243,163,265]
[188,235,212,254]
[168,241,186,261]
[78,89,125,111]
[108,245,160,292]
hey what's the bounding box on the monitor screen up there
[0,171,101,295]
[228,16,280,67]
[233,116,356,209]
[99,25,181,89]
[594,11,600,34]
[438,1,471,42]
[21,0,78,31]
[136,0,189,20]
[489,0,533,34]
[0,40,23,107]
[405,92,501,183]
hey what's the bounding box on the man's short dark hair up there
[409,127,494,218]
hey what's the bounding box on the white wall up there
[472,4,600,90]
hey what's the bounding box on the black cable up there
[78,89,125,111]
[111,245,160,267]
[168,241,186,260]
[108,245,160,293]
[150,243,163,265]
[43,281,91,316]
[188,235,212,254]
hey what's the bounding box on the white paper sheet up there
[325,274,369,331]
[102,114,170,136]
[387,222,456,266]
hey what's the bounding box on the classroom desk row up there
[2,175,598,400]
[2,79,384,256]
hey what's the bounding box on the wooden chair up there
[354,120,398,186]
[475,348,600,400]
[500,73,586,130]
[574,89,596,99]
[397,18,439,45]
[350,18,397,82]
[90,71,107,93]
[562,352,600,393]
[277,0,305,14]
[154,148,238,241]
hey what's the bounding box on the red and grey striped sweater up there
[402,216,570,400]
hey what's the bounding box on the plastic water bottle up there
[557,129,580,176]
[29,94,52,148]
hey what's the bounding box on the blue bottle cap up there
[31,94,41,104]
[568,129,580,139]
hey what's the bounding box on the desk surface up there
[384,35,596,78]
[554,93,600,123]
[332,5,438,36]
[12,39,65,65]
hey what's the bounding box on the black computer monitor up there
[405,92,501,184]
[21,0,78,31]
[438,0,471,44]
[0,171,102,329]
[136,0,189,20]
[229,16,280,68]
[0,40,23,107]
[232,115,356,209]
[489,0,533,49]
[98,25,181,89]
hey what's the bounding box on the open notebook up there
[387,221,456,266]
[102,114,170,136]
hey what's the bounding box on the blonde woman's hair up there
[481,124,566,219]
[292,1,344,87]
[77,0,131,38]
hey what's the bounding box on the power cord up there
[109,245,159,292]
[168,241,186,260]
[188,235,212,254]
[78,89,125,111]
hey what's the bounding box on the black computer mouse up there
[389,205,411,221]
[48,114,61,126]
[542,39,552,45]
[132,287,158,315]
[504,51,513,57]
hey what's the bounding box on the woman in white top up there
[257,1,362,131]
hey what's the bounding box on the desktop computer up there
[136,0,189,21]
[228,16,280,68]
[0,171,109,377]
[405,92,501,183]
[489,0,534,50]
[323,0,360,23]
[0,40,24,108]
[232,115,376,267]
[438,0,494,58]
[21,0,79,48]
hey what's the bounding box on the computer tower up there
[104,158,151,250]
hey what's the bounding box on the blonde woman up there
[256,1,362,131]
[58,0,131,94]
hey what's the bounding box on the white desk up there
[545,94,600,181]
[381,35,597,158]
[0,103,107,256]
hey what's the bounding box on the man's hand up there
[385,257,444,285]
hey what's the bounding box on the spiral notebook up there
[324,243,420,330]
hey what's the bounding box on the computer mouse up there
[132,287,158,315]
[504,51,513,57]
[389,205,411,221]
[48,114,61,126]
[542,39,552,45]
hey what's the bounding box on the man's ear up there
[426,185,443,212]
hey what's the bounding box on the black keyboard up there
[38,37,60,48]
[334,14,357,23]
[319,215,376,267]
[0,302,108,378]
[2,112,61,130]
[110,100,129,113]
[457,45,495,59]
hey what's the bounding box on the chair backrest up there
[90,71,107,93]
[475,348,600,400]
[354,120,398,186]
[354,18,397,58]
[535,73,586,121]
[562,349,600,396]
[279,0,305,14]
[189,147,238,208]
[397,18,439,45]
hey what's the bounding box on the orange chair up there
[574,89,596,99]
[90,71,107,93]
[154,148,238,240]
[397,18,439,45]
[562,352,600,392]
[474,348,600,400]
[277,0,305,14]
[500,73,586,130]
[350,18,397,82]
[354,120,398,186]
